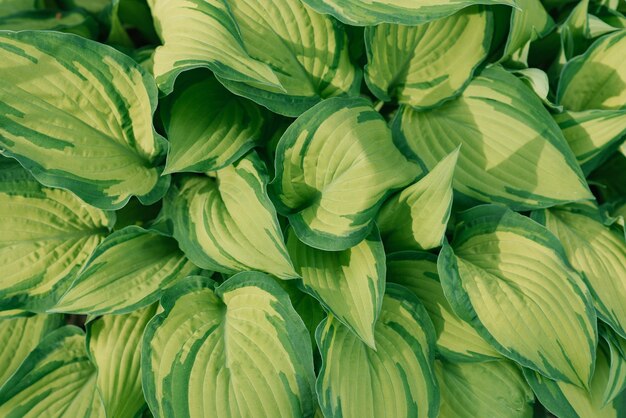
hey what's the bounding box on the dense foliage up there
[0,0,625,417]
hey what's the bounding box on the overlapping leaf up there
[142,273,316,418]
[271,97,420,251]
[0,30,169,209]
[165,153,297,279]
[438,205,597,387]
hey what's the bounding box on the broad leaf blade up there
[438,205,597,387]
[165,154,297,279]
[271,97,420,251]
[387,252,501,362]
[0,30,169,210]
[142,273,316,418]
[0,159,113,311]
[51,226,199,315]
[316,284,439,418]
[286,227,385,348]
[365,6,492,109]
[393,66,592,210]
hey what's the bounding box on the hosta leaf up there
[557,30,626,111]
[364,6,492,109]
[271,97,420,251]
[533,203,626,339]
[436,360,534,418]
[438,205,597,387]
[0,326,103,418]
[0,159,113,311]
[387,252,501,362]
[150,0,358,116]
[276,279,326,349]
[160,71,266,174]
[300,0,515,26]
[86,304,157,418]
[554,109,626,174]
[316,284,439,418]
[377,149,458,253]
[0,0,37,15]
[165,154,297,279]
[602,328,626,406]
[51,226,199,315]
[500,0,554,62]
[393,65,592,210]
[142,273,316,418]
[286,227,385,348]
[0,30,169,210]
[0,313,63,387]
[524,345,626,418]
[0,10,98,38]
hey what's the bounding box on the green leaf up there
[602,327,626,406]
[500,0,554,63]
[0,326,104,418]
[0,10,98,38]
[438,205,597,387]
[276,278,326,350]
[316,284,439,418]
[86,304,158,418]
[0,313,63,387]
[142,273,316,418]
[0,0,37,16]
[160,70,266,174]
[150,0,358,116]
[557,30,626,111]
[523,344,626,418]
[377,149,458,252]
[51,226,199,315]
[393,65,592,210]
[271,97,420,251]
[436,360,534,418]
[364,6,492,109]
[165,153,297,279]
[533,203,626,340]
[300,0,515,26]
[387,252,501,362]
[286,227,385,348]
[0,30,169,210]
[554,109,626,174]
[0,159,113,311]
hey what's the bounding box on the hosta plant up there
[0,0,626,417]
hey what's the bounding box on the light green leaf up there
[511,68,562,111]
[300,0,515,26]
[554,109,626,174]
[500,0,554,62]
[87,304,158,418]
[0,159,113,312]
[161,70,266,174]
[51,226,199,315]
[393,65,592,210]
[316,284,439,418]
[0,0,37,16]
[524,344,626,418]
[364,6,492,109]
[387,252,501,362]
[271,97,420,251]
[0,30,169,210]
[0,10,98,38]
[602,327,626,406]
[558,30,626,111]
[533,203,626,340]
[436,360,534,418]
[286,227,385,348]
[438,205,597,387]
[0,313,63,387]
[377,149,458,252]
[165,153,297,279]
[150,0,358,116]
[142,273,316,418]
[0,326,103,418]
